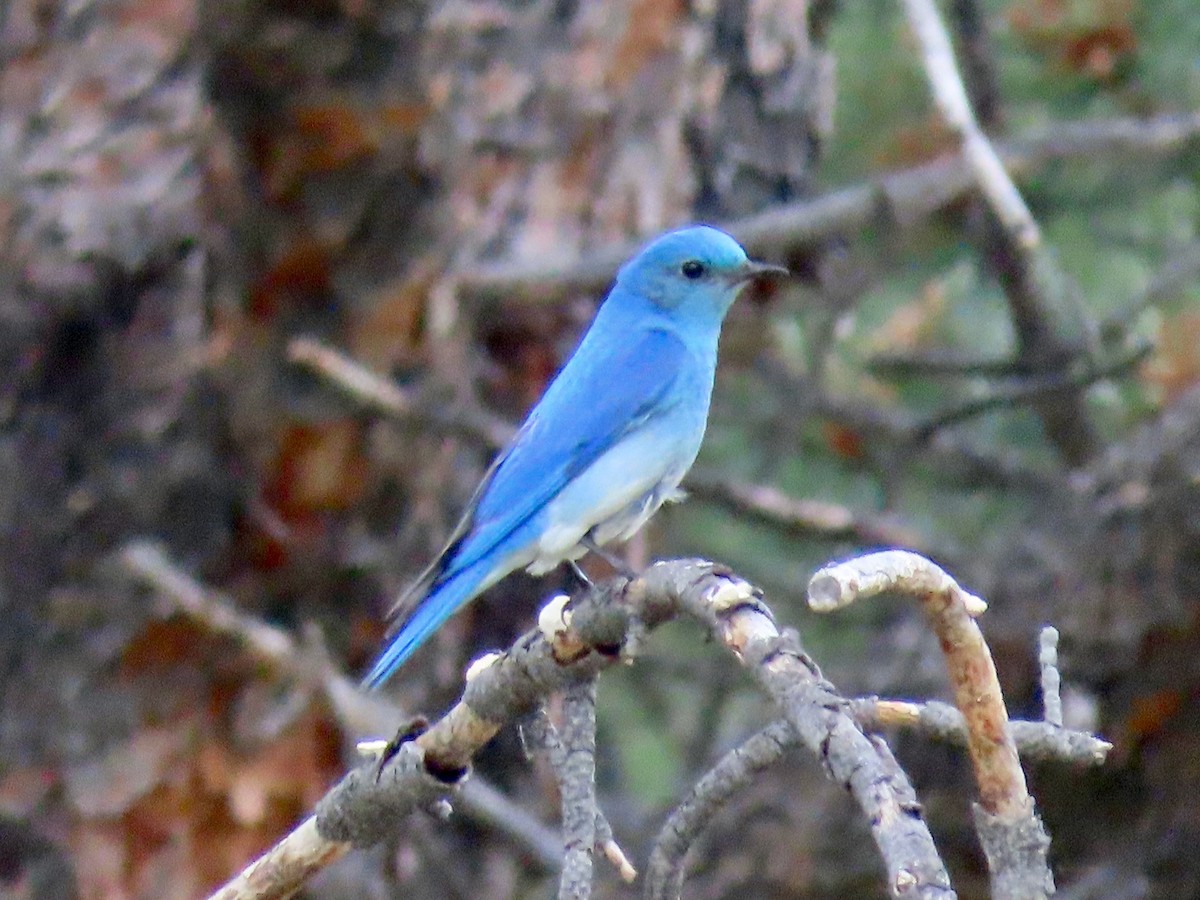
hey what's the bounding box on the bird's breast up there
[527,406,706,573]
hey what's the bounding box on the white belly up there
[526,421,699,575]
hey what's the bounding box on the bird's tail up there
[361,559,493,690]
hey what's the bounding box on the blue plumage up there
[363,225,785,688]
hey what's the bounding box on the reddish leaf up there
[263,419,370,518]
[247,237,334,322]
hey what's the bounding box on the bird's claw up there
[373,715,430,782]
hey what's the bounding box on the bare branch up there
[288,337,416,417]
[900,0,1039,248]
[762,365,1061,493]
[655,566,955,897]
[644,719,796,900]
[685,470,934,552]
[452,112,1200,305]
[901,0,1106,466]
[208,816,347,900]
[288,336,514,450]
[867,350,1049,379]
[1039,628,1063,728]
[912,340,1153,440]
[809,553,1016,811]
[523,709,636,884]
[947,0,1003,127]
[645,682,1111,900]
[557,680,599,900]
[851,699,1109,765]
[809,550,1054,898]
[207,559,955,899]
[1099,238,1200,341]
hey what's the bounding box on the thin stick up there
[809,550,1054,898]
[644,719,796,900]
[899,0,1038,249]
[1039,627,1063,728]
[557,680,599,900]
[852,698,1108,764]
[454,112,1200,303]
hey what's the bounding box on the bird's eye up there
[680,260,706,280]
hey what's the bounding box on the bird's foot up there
[372,716,429,782]
[582,537,637,579]
[568,558,595,590]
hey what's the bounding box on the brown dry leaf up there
[1122,688,1184,749]
[1142,312,1200,404]
[36,602,347,899]
[349,255,443,370]
[190,707,343,889]
[200,707,341,823]
[119,619,216,677]
[865,278,950,354]
[64,702,342,898]
[260,97,429,204]
[1063,25,1137,81]
[264,419,371,517]
[263,103,377,202]
[606,0,682,91]
[1008,0,1136,81]
[873,115,959,170]
[248,236,335,322]
[379,101,430,136]
[821,422,868,463]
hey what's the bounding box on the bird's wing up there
[386,324,688,625]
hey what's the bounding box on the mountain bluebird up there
[364,225,786,687]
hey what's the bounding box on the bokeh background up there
[2,0,1199,896]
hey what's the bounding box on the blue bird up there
[364,225,786,688]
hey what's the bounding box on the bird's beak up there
[730,259,790,284]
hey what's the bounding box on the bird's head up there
[614,225,788,319]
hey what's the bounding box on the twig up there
[912,340,1153,441]
[1015,110,1200,159]
[287,336,514,450]
[452,112,1200,304]
[850,698,1109,765]
[447,777,566,873]
[557,680,599,900]
[867,350,1048,379]
[120,541,564,873]
[899,0,1038,248]
[653,564,955,897]
[644,719,796,900]
[208,559,954,899]
[903,0,1108,466]
[947,0,1002,128]
[1099,238,1200,341]
[809,550,1054,898]
[1039,628,1063,728]
[762,364,1061,493]
[523,711,636,884]
[685,470,933,553]
[288,337,415,417]
[288,336,950,552]
[644,687,1111,900]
